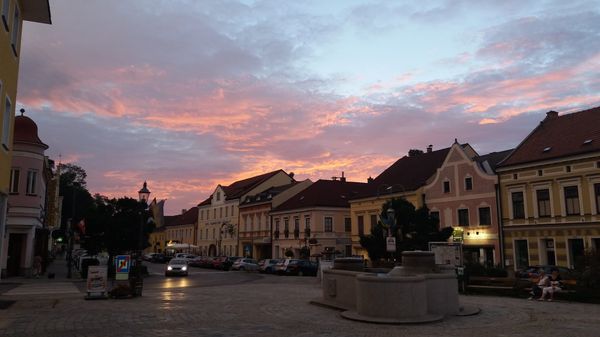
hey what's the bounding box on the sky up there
[17,0,600,215]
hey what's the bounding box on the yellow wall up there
[349,189,423,258]
[499,154,600,269]
[0,0,23,194]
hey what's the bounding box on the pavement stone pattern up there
[1,276,600,337]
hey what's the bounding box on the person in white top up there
[528,269,550,300]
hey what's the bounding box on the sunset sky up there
[17,0,600,214]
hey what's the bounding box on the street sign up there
[115,255,130,280]
[386,237,396,252]
[86,266,108,297]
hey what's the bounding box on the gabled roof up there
[222,170,288,200]
[353,147,451,199]
[475,149,513,173]
[164,207,198,227]
[239,182,299,207]
[197,196,211,207]
[272,179,370,212]
[499,107,600,168]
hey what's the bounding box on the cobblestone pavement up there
[1,276,599,337]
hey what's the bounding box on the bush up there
[575,250,600,302]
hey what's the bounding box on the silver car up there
[165,259,189,276]
[231,258,258,271]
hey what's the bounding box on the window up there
[370,214,377,228]
[536,189,551,217]
[200,210,203,220]
[10,4,18,56]
[225,207,228,217]
[465,177,473,191]
[274,219,280,238]
[1,0,9,31]
[430,211,440,223]
[305,216,311,230]
[344,218,351,232]
[219,207,223,218]
[9,168,19,193]
[595,183,600,214]
[478,207,491,226]
[345,245,352,257]
[515,240,529,269]
[564,186,580,215]
[216,191,221,201]
[284,218,289,238]
[2,96,11,149]
[213,208,216,219]
[513,173,518,180]
[538,170,543,177]
[26,170,37,195]
[512,191,525,219]
[566,166,572,173]
[324,217,333,232]
[458,209,469,227]
[357,216,364,236]
[443,181,450,193]
[294,217,300,238]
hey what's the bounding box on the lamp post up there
[137,181,151,258]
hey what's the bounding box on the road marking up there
[2,282,80,296]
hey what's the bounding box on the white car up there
[231,258,258,271]
[174,253,197,262]
[165,259,189,276]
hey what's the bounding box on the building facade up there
[497,108,600,270]
[1,112,52,277]
[349,146,450,258]
[196,170,295,256]
[163,207,198,255]
[423,142,511,266]
[238,180,311,259]
[271,179,370,259]
[0,0,51,279]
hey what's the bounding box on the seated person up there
[528,269,549,300]
[539,269,562,301]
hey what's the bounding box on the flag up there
[77,219,86,235]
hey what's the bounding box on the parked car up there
[222,256,242,271]
[165,259,189,276]
[284,259,318,276]
[274,259,294,275]
[188,256,204,267]
[258,259,281,274]
[200,256,214,268]
[212,256,227,269]
[151,253,170,263]
[175,253,197,262]
[231,258,258,271]
[143,253,157,261]
[516,265,578,286]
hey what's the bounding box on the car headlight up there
[182,266,187,271]
[167,266,173,270]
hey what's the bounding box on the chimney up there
[546,111,559,119]
[427,144,433,153]
[340,171,346,182]
[367,176,374,183]
[289,172,295,179]
[181,209,187,214]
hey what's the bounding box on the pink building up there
[1,112,51,277]
[423,141,511,266]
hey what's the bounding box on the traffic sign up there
[115,255,130,280]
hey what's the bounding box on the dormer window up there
[216,191,221,201]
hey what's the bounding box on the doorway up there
[7,233,26,277]
[568,238,585,269]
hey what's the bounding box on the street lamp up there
[137,181,151,256]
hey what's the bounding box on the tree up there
[359,198,453,262]
[58,163,94,229]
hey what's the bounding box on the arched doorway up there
[208,244,217,256]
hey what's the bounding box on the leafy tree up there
[359,198,453,262]
[58,163,94,229]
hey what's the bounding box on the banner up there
[86,266,108,294]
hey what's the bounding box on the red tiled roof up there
[272,179,370,212]
[352,147,451,199]
[164,207,198,227]
[499,107,600,167]
[222,170,287,200]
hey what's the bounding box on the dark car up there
[211,256,227,269]
[516,265,578,287]
[284,260,318,276]
[258,259,281,274]
[221,256,242,271]
[151,253,170,263]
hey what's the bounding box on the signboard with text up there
[429,242,463,266]
[86,266,108,294]
[386,237,396,252]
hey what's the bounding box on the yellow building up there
[497,108,600,270]
[196,170,295,256]
[0,0,51,279]
[349,146,450,258]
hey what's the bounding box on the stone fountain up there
[313,251,479,324]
